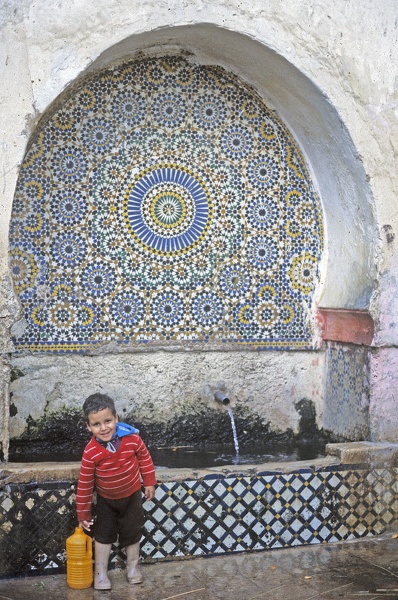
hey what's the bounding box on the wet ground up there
[1,533,398,599]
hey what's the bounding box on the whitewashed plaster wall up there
[9,351,325,440]
[1,0,397,449]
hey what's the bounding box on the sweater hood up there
[115,422,139,437]
[94,421,139,447]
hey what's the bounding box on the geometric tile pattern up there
[324,343,370,439]
[9,55,323,353]
[1,467,398,577]
[140,469,398,558]
[0,482,76,576]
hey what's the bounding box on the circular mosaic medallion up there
[191,291,223,327]
[81,261,115,298]
[123,165,213,254]
[151,291,185,327]
[111,292,144,327]
[10,248,38,293]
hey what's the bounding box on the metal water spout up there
[214,391,230,405]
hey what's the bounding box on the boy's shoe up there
[94,576,111,591]
[94,542,112,590]
[126,542,143,584]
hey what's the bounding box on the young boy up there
[76,393,156,590]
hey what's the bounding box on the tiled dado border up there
[1,465,398,577]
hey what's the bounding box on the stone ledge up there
[0,462,81,487]
[0,456,341,487]
[7,448,398,488]
[326,442,398,467]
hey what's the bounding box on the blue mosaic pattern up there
[9,56,323,353]
[324,344,370,440]
[1,467,397,576]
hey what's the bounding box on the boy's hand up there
[79,519,94,531]
[144,486,155,501]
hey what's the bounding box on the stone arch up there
[9,51,324,353]
[84,24,376,311]
[9,25,377,358]
[4,24,380,462]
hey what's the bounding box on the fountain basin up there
[1,444,398,578]
[8,440,326,469]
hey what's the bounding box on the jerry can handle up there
[86,534,92,558]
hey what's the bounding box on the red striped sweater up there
[76,434,156,522]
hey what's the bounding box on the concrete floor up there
[1,534,398,599]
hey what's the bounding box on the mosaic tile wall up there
[9,55,323,353]
[1,466,397,577]
[323,344,370,440]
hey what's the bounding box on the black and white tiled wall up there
[1,466,397,577]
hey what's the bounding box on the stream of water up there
[227,405,240,463]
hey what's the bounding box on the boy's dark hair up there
[83,393,117,421]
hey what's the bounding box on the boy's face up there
[86,407,118,442]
